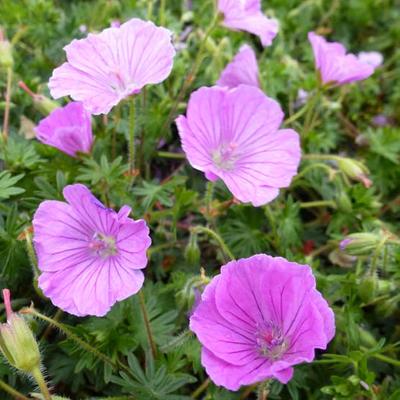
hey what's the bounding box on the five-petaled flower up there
[35,101,93,157]
[308,32,376,86]
[217,44,260,89]
[49,18,175,115]
[33,184,151,317]
[218,0,279,47]
[176,85,301,206]
[190,254,335,390]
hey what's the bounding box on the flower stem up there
[191,226,234,261]
[157,151,185,159]
[300,200,336,209]
[161,12,220,132]
[2,67,13,141]
[159,0,166,26]
[138,290,157,359]
[21,307,133,376]
[31,367,51,400]
[128,97,136,182]
[191,378,210,398]
[0,379,29,400]
[257,380,271,400]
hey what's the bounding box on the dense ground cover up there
[0,0,399,399]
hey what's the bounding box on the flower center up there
[212,142,238,171]
[89,232,118,258]
[255,321,288,360]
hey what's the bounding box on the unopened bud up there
[18,81,59,115]
[340,232,382,256]
[184,232,201,266]
[358,275,377,303]
[0,289,41,373]
[337,157,372,188]
[336,191,352,213]
[0,29,13,68]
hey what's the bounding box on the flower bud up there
[184,232,201,266]
[337,157,372,188]
[0,289,41,373]
[336,191,352,213]
[358,275,377,303]
[0,29,13,68]
[18,81,59,115]
[340,232,382,256]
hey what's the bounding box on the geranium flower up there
[33,184,151,317]
[176,85,301,206]
[218,0,279,47]
[35,101,93,157]
[308,32,376,86]
[49,18,175,115]
[190,254,335,390]
[217,45,260,89]
[357,51,383,68]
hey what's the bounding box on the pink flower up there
[35,102,93,157]
[190,254,335,390]
[33,184,151,317]
[49,18,176,115]
[357,51,383,69]
[308,32,375,86]
[217,45,260,89]
[176,85,301,206]
[218,0,279,47]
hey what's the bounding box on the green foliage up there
[0,0,399,399]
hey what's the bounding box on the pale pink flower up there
[217,45,260,89]
[308,32,375,86]
[176,85,301,206]
[49,18,175,115]
[33,184,151,317]
[218,0,279,47]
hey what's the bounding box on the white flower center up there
[89,232,117,258]
[255,321,288,360]
[212,142,238,171]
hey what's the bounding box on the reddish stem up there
[18,80,36,98]
[2,289,12,320]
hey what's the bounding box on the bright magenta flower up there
[49,19,175,115]
[218,0,279,47]
[190,254,335,390]
[35,102,93,157]
[217,45,260,89]
[176,85,301,206]
[33,184,151,317]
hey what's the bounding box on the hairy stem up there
[31,367,51,400]
[192,226,234,261]
[157,151,185,159]
[22,307,134,377]
[191,378,210,398]
[2,67,12,141]
[300,200,336,209]
[161,13,220,133]
[138,291,158,359]
[0,379,29,400]
[128,97,136,182]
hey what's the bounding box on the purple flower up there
[33,184,151,317]
[358,51,383,69]
[49,18,175,115]
[217,45,260,89]
[218,0,279,47]
[176,85,301,206]
[35,102,93,157]
[190,254,335,390]
[339,238,353,251]
[308,32,375,86]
